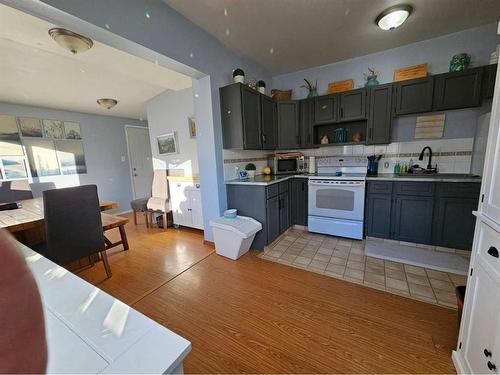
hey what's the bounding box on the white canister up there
[308,156,316,174]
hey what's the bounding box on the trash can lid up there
[210,215,262,238]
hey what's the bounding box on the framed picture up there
[156,132,178,155]
[24,139,60,177]
[64,122,82,139]
[0,115,23,156]
[56,140,87,175]
[1,157,28,179]
[19,117,43,137]
[188,116,196,138]
[43,119,65,139]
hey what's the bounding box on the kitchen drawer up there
[368,181,393,194]
[394,181,435,196]
[266,184,279,199]
[278,180,289,194]
[476,220,500,278]
[436,182,480,198]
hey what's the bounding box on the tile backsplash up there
[223,137,475,180]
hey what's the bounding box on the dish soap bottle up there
[394,162,400,175]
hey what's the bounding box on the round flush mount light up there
[97,98,118,110]
[49,28,93,54]
[375,4,413,31]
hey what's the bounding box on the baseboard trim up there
[203,240,215,248]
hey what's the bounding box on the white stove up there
[308,157,367,239]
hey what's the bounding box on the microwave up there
[270,155,306,175]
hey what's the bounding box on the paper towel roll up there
[308,156,316,174]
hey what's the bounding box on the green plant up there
[300,78,318,98]
[245,163,256,171]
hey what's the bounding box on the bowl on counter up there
[224,209,237,219]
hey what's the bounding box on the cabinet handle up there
[195,184,200,189]
[340,107,344,118]
[296,135,300,144]
[321,105,327,110]
[488,361,496,371]
[487,246,499,258]
[307,134,311,144]
[187,208,192,211]
[485,349,492,358]
[262,134,266,142]
[227,109,231,115]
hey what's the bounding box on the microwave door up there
[277,158,297,173]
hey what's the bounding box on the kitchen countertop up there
[366,173,482,183]
[225,173,482,185]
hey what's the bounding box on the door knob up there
[485,349,492,357]
[487,246,499,258]
[133,173,138,177]
[487,361,496,371]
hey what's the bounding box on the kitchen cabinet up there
[393,76,434,115]
[366,84,393,145]
[482,64,498,99]
[314,95,337,124]
[299,99,315,148]
[170,181,204,230]
[392,195,434,244]
[338,88,367,122]
[278,191,290,234]
[366,193,392,238]
[290,178,308,226]
[261,95,277,149]
[220,83,261,149]
[433,67,483,111]
[266,195,280,243]
[277,101,300,149]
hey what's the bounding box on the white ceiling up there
[164,0,500,74]
[0,3,193,119]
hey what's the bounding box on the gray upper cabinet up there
[314,95,337,124]
[299,99,315,149]
[366,84,393,145]
[482,64,498,99]
[220,83,262,149]
[394,76,434,116]
[338,88,367,122]
[433,67,483,111]
[277,101,300,149]
[261,95,277,149]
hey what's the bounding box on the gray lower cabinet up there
[278,192,290,234]
[266,195,280,243]
[290,178,308,226]
[365,181,480,250]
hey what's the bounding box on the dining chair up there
[0,180,33,203]
[41,185,111,277]
[147,169,171,229]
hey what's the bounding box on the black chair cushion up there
[130,197,149,211]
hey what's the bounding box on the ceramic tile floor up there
[260,228,469,309]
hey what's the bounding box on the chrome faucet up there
[418,146,434,171]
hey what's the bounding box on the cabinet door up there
[366,194,392,238]
[314,95,336,124]
[220,84,244,149]
[433,197,477,250]
[279,192,290,234]
[392,195,434,244]
[481,62,500,224]
[433,68,483,111]
[339,89,366,122]
[482,64,498,99]
[277,101,300,149]
[394,77,434,115]
[261,95,277,149]
[463,262,500,374]
[299,100,314,148]
[267,195,280,244]
[188,187,204,230]
[290,178,308,226]
[241,86,262,149]
[170,181,191,226]
[367,84,392,145]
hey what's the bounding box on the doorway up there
[125,126,153,199]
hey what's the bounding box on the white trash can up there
[210,216,262,260]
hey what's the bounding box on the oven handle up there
[308,180,365,187]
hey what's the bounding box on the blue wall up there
[0,101,147,212]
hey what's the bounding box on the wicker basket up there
[271,89,292,101]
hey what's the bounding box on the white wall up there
[146,87,197,176]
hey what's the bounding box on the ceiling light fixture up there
[375,4,413,31]
[97,98,118,110]
[48,28,93,54]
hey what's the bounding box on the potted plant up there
[245,163,257,178]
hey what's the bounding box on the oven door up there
[276,158,298,174]
[308,179,365,221]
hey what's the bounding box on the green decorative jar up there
[449,53,471,72]
[365,75,379,87]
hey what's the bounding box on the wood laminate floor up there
[79,214,458,373]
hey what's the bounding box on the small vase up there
[365,76,379,87]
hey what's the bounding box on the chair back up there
[151,169,168,199]
[43,185,105,265]
[0,180,33,203]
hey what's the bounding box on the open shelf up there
[314,141,363,147]
[313,120,367,145]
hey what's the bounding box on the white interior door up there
[126,126,153,199]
